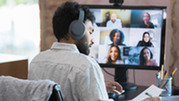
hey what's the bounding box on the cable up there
[133,69,136,84]
[102,68,121,81]
[102,68,115,77]
[102,68,136,84]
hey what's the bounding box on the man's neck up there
[59,37,76,44]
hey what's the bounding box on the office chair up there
[49,84,64,101]
[0,76,64,101]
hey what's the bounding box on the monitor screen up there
[87,5,166,70]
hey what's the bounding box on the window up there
[0,0,40,63]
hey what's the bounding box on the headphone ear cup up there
[69,9,85,40]
[69,20,85,40]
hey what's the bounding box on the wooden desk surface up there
[0,54,28,79]
[0,54,27,63]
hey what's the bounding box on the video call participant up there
[106,45,123,64]
[140,12,154,28]
[106,13,122,28]
[137,32,154,47]
[28,1,123,101]
[109,29,125,46]
[139,47,157,66]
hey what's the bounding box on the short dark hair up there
[52,1,95,41]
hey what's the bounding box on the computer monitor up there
[86,5,166,90]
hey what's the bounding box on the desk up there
[0,54,28,79]
[109,85,179,101]
[109,85,147,101]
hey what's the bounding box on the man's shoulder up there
[31,50,99,69]
[74,53,98,65]
[116,19,121,22]
[67,53,100,72]
[31,49,51,60]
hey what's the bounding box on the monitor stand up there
[115,68,137,91]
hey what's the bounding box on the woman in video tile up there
[139,47,157,66]
[106,45,123,64]
[137,32,154,47]
[109,29,125,46]
[140,12,154,28]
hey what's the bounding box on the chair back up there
[0,76,64,101]
[49,84,64,101]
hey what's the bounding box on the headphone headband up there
[79,9,84,22]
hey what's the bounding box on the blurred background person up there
[106,45,123,64]
[139,47,157,66]
[109,29,125,46]
[140,12,154,28]
[106,13,122,28]
[137,32,154,47]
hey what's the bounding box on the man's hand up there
[105,81,123,95]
